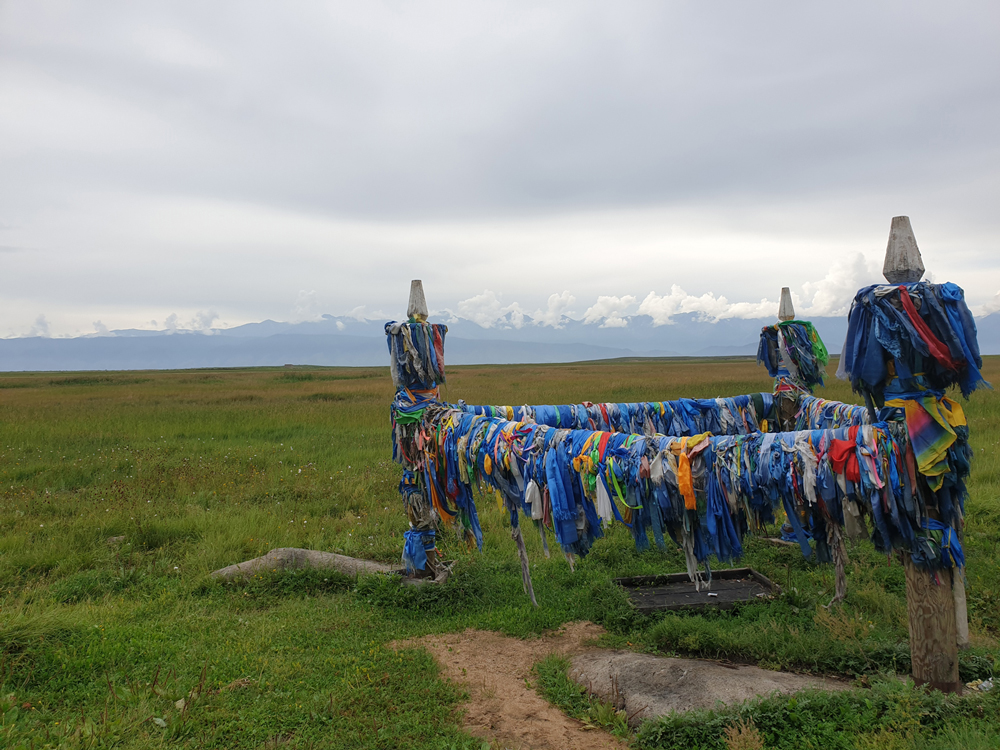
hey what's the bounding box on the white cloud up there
[0,4,998,339]
[972,291,1000,317]
[92,320,110,336]
[635,286,774,325]
[344,305,383,321]
[162,310,218,333]
[456,290,502,327]
[27,314,50,337]
[292,289,320,322]
[583,295,636,328]
[532,291,575,328]
[3,188,995,337]
[635,288,687,325]
[797,253,879,317]
[335,320,346,331]
[455,289,525,328]
[620,254,890,325]
[190,310,219,331]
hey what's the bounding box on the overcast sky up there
[2,1,999,337]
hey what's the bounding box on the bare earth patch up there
[396,621,627,750]
[400,621,854,749]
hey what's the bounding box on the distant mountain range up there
[1,312,998,372]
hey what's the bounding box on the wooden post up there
[882,217,963,692]
[954,571,970,650]
[777,287,795,322]
[772,289,852,600]
[904,556,960,690]
[404,280,440,579]
[883,216,924,283]
[407,279,428,322]
[774,288,798,431]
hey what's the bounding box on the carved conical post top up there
[883,216,925,284]
[407,280,428,322]
[778,287,795,321]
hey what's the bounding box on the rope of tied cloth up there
[456,394,869,438]
[456,394,775,436]
[393,402,971,573]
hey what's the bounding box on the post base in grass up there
[903,553,961,693]
[408,547,439,578]
[400,558,453,586]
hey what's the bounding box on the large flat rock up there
[210,547,393,580]
[569,651,849,724]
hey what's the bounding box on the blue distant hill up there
[0,312,996,372]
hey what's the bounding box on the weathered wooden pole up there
[883,216,924,283]
[389,281,539,600]
[882,217,964,691]
[777,287,795,322]
[773,288,798,431]
[410,280,439,579]
[396,280,445,580]
[407,279,428,322]
[773,288,853,598]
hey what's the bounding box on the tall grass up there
[0,359,997,748]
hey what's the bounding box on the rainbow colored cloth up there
[886,394,967,491]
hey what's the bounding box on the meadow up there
[0,357,997,749]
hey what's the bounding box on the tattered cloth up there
[385,321,447,391]
[758,320,829,390]
[393,397,970,573]
[839,282,989,399]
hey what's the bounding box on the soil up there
[400,621,850,749]
[396,621,627,750]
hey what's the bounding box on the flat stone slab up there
[211,547,393,580]
[569,651,849,724]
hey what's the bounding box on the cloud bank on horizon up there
[0,1,998,338]
[442,252,880,330]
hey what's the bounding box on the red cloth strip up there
[898,286,959,371]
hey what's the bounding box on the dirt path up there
[396,621,627,750]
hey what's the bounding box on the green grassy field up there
[0,358,998,749]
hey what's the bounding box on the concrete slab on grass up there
[569,651,849,725]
